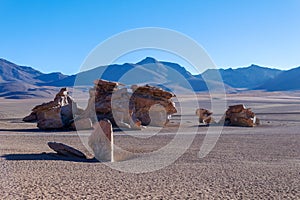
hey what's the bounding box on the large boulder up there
[222,104,260,127]
[81,79,177,128]
[23,88,83,129]
[88,119,114,162]
[129,84,177,126]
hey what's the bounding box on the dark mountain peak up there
[136,57,157,65]
[245,64,281,72]
[0,58,17,65]
[249,64,261,68]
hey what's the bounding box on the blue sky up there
[1,0,300,74]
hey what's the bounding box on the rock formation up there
[129,84,177,126]
[47,142,86,159]
[82,80,177,128]
[222,104,260,127]
[80,79,135,128]
[23,88,83,129]
[88,119,114,162]
[195,108,215,125]
[23,80,177,130]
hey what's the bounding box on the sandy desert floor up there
[1,92,300,199]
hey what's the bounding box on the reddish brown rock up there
[81,80,177,128]
[222,104,259,127]
[23,88,82,129]
[195,108,215,125]
[23,113,37,122]
[129,84,177,126]
[47,142,86,158]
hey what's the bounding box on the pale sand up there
[0,92,300,199]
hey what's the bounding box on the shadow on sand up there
[0,127,137,133]
[1,152,99,163]
[0,128,77,133]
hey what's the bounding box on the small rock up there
[195,108,215,125]
[47,142,86,159]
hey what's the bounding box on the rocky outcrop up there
[23,88,83,129]
[195,108,215,125]
[80,79,134,128]
[129,85,177,126]
[222,104,260,127]
[88,119,114,162]
[23,80,177,130]
[82,80,177,128]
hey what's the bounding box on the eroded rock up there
[23,80,177,130]
[129,84,177,126]
[82,80,177,128]
[23,88,83,129]
[195,108,215,125]
[222,104,260,127]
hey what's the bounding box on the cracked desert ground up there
[0,92,300,199]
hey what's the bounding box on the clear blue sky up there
[1,0,300,74]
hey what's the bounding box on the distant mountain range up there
[0,57,299,99]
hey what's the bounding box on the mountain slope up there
[0,58,43,83]
[53,57,232,92]
[1,57,299,99]
[0,58,68,98]
[199,65,282,89]
[256,66,300,91]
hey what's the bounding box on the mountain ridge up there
[0,57,299,99]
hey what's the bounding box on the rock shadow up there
[1,152,98,163]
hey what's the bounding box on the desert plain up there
[0,91,300,199]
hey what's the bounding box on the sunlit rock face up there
[23,88,83,129]
[195,108,215,125]
[129,84,177,126]
[222,104,260,127]
[82,79,177,129]
[88,119,114,162]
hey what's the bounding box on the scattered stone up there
[47,142,86,159]
[195,108,215,125]
[88,119,114,162]
[222,104,260,127]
